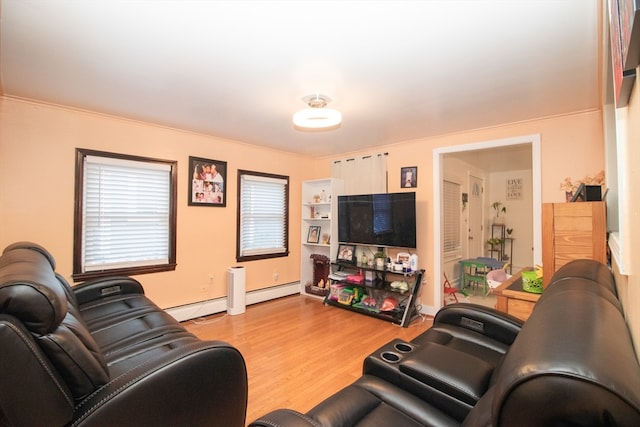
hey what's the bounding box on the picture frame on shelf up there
[396,252,410,265]
[321,233,330,245]
[337,244,356,264]
[188,156,227,206]
[307,226,321,243]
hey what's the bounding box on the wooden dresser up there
[541,201,606,287]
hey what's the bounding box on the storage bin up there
[522,270,543,294]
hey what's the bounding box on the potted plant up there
[486,237,502,247]
[491,201,506,224]
[374,250,386,268]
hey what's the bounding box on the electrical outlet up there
[200,274,214,293]
[273,271,279,281]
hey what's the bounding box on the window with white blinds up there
[237,170,289,261]
[443,180,461,253]
[73,149,177,280]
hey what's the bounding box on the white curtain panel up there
[331,153,387,195]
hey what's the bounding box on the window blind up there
[443,180,461,253]
[82,155,171,271]
[239,173,288,257]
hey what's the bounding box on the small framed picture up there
[396,252,410,265]
[307,226,321,243]
[189,156,227,207]
[401,166,417,188]
[337,244,356,264]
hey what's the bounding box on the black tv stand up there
[324,261,424,327]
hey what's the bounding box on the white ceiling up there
[0,0,602,158]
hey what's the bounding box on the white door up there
[468,175,484,258]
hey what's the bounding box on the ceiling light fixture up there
[293,94,342,130]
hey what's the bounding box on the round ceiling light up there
[293,94,342,130]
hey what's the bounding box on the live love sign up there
[506,178,523,200]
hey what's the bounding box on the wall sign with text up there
[506,178,523,200]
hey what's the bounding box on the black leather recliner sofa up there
[0,242,248,427]
[251,259,640,426]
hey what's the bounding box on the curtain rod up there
[333,152,388,163]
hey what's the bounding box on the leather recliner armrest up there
[72,340,248,426]
[73,276,145,305]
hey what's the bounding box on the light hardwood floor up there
[183,294,433,425]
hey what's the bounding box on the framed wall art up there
[618,0,640,71]
[401,166,417,188]
[609,0,637,107]
[189,156,227,206]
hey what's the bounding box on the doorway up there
[432,134,542,314]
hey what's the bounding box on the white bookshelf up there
[300,178,343,297]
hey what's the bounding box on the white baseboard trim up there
[166,282,300,322]
[245,282,300,305]
[167,298,227,322]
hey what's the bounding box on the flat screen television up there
[337,192,417,249]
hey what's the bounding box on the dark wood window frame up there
[237,169,289,262]
[73,148,177,281]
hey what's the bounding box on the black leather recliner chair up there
[251,259,640,426]
[0,242,248,426]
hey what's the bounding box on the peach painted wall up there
[313,110,605,309]
[1,97,616,323]
[0,97,315,309]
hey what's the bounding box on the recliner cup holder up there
[394,342,414,353]
[380,351,402,363]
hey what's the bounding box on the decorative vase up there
[565,191,573,202]
[493,216,504,225]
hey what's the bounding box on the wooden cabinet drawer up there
[507,298,536,321]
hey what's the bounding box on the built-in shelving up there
[300,178,344,298]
